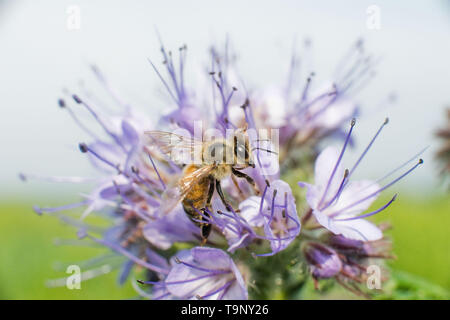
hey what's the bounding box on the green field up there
[0,194,448,299]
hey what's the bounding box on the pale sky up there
[1,0,449,198]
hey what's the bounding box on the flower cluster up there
[23,38,422,299]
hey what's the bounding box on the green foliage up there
[376,270,449,300]
[372,194,450,289]
[0,201,135,299]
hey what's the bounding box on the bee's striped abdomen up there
[182,165,210,226]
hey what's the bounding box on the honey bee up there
[145,127,260,243]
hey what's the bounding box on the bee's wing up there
[159,165,215,215]
[144,131,203,164]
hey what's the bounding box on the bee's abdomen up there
[182,166,210,225]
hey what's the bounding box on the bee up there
[145,127,260,243]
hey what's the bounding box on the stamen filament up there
[334,194,397,221]
[318,119,356,208]
[332,159,422,217]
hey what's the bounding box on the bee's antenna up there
[251,147,278,155]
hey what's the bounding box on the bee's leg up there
[215,180,233,211]
[205,177,215,209]
[200,178,215,245]
[231,168,260,195]
[200,210,212,246]
[231,174,244,196]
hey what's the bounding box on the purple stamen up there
[373,146,429,186]
[72,94,127,152]
[174,258,231,275]
[59,98,98,139]
[335,194,397,221]
[333,38,364,79]
[240,98,256,130]
[340,57,381,94]
[165,51,182,98]
[90,64,128,109]
[318,119,356,208]
[79,143,119,172]
[258,184,269,217]
[19,172,95,184]
[179,45,187,97]
[141,273,221,286]
[130,167,161,200]
[87,233,168,274]
[298,86,337,113]
[347,118,389,180]
[267,189,278,225]
[300,72,314,105]
[301,90,340,126]
[320,169,349,211]
[147,153,166,190]
[331,159,423,217]
[112,181,152,222]
[33,200,90,215]
[147,58,179,106]
[200,280,234,299]
[153,292,171,300]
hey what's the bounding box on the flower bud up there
[304,242,342,279]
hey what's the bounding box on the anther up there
[351,118,356,127]
[384,117,389,125]
[78,143,88,153]
[72,94,82,104]
[58,98,66,108]
[419,158,424,164]
[137,279,145,285]
[174,257,181,264]
[131,166,139,174]
[240,98,250,109]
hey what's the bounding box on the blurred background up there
[0,0,448,299]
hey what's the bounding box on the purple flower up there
[24,37,421,300]
[326,233,393,259]
[143,204,199,250]
[162,247,248,300]
[303,242,342,279]
[299,118,423,241]
[240,180,301,256]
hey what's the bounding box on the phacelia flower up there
[139,247,248,300]
[299,118,423,241]
[21,36,421,300]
